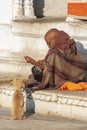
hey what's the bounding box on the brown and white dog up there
[10,78,25,120]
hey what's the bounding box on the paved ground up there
[0,107,87,130]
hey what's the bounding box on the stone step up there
[0,49,45,78]
[12,18,87,37]
[12,20,87,49]
[0,60,31,78]
[0,40,87,77]
[0,81,87,121]
[1,20,87,52]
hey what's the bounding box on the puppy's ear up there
[9,78,16,86]
[21,80,25,88]
[10,80,14,86]
[23,82,25,88]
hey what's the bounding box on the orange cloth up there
[59,82,87,91]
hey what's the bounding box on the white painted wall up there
[44,0,68,17]
[0,0,12,23]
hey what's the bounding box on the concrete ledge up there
[11,20,87,53]
[0,83,87,121]
[1,20,87,53]
[0,49,45,78]
[0,60,31,78]
[12,20,87,37]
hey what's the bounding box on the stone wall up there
[33,0,68,18]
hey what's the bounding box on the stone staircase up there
[0,18,87,77]
[0,18,87,121]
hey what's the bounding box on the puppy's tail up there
[0,116,10,120]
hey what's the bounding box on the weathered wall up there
[44,0,68,18]
[0,0,12,23]
[33,0,68,18]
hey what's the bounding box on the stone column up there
[24,0,36,18]
[13,0,24,19]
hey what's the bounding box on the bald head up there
[44,28,59,48]
[44,28,59,43]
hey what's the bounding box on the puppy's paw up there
[10,116,17,120]
[20,116,26,120]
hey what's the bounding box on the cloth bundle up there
[59,82,87,91]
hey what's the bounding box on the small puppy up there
[10,78,25,120]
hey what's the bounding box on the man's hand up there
[24,56,36,65]
[24,56,45,69]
